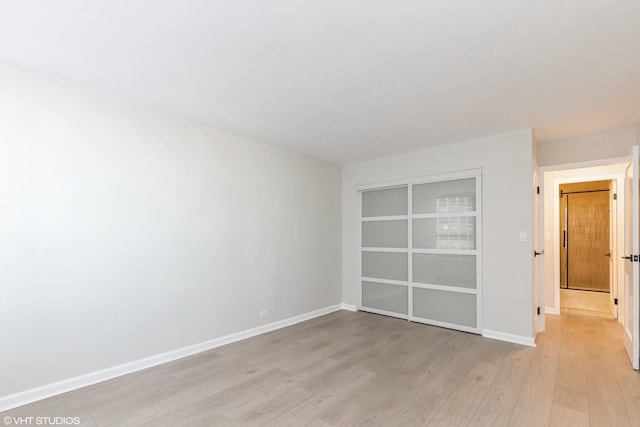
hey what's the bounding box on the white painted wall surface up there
[0,63,342,398]
[537,125,638,167]
[342,130,534,340]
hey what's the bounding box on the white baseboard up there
[0,303,347,412]
[340,303,357,312]
[482,329,536,347]
[546,306,560,315]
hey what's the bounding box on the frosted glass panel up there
[362,187,408,217]
[362,220,408,248]
[413,178,475,214]
[413,217,475,250]
[413,288,476,327]
[362,281,408,314]
[362,252,408,281]
[413,254,476,288]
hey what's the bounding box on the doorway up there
[559,180,614,319]
[540,156,638,369]
[560,180,611,292]
[541,162,625,323]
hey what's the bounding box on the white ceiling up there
[1,0,639,164]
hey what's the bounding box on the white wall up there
[537,125,638,166]
[0,62,342,398]
[342,129,535,341]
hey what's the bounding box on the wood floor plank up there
[468,343,535,427]
[420,360,501,426]
[548,404,590,427]
[584,331,632,427]
[507,316,563,427]
[3,311,640,427]
[552,354,588,413]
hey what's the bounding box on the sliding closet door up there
[360,186,409,318]
[411,176,481,333]
[359,171,482,334]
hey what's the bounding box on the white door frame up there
[623,145,639,370]
[538,158,626,320]
[357,168,483,334]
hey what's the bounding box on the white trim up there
[408,183,414,323]
[412,282,477,294]
[411,316,480,334]
[476,173,483,331]
[546,306,560,315]
[482,329,536,347]
[538,156,627,173]
[360,306,409,320]
[341,303,357,312]
[413,248,478,255]
[356,168,483,191]
[361,215,408,221]
[361,247,409,253]
[412,212,477,219]
[361,277,408,286]
[0,304,346,412]
[358,190,363,310]
[359,182,408,192]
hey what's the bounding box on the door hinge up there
[614,193,617,200]
[537,307,541,315]
[536,186,540,194]
[614,298,618,305]
[560,189,564,198]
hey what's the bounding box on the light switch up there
[544,232,551,241]
[519,231,528,242]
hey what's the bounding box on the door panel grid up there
[359,171,482,334]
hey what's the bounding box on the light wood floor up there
[560,288,614,320]
[3,311,640,426]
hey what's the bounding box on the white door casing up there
[623,145,639,370]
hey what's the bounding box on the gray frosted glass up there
[362,281,408,315]
[362,187,408,217]
[413,254,476,288]
[413,178,476,214]
[362,220,408,248]
[413,217,476,250]
[413,288,476,327]
[362,252,408,281]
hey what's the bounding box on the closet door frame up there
[358,168,482,334]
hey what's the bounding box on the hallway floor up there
[560,288,615,320]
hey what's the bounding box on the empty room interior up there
[2,1,640,426]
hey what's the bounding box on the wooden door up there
[560,181,611,292]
